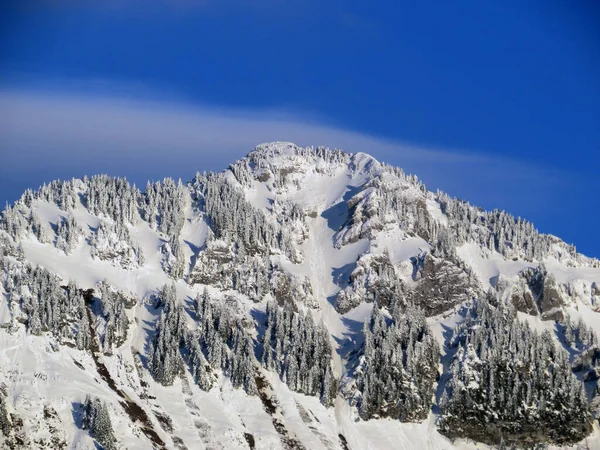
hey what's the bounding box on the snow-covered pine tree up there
[260,301,335,405]
[140,178,186,239]
[55,213,81,254]
[355,301,439,421]
[162,235,186,280]
[82,395,117,450]
[29,211,48,243]
[148,284,186,385]
[0,394,9,437]
[187,290,258,394]
[98,283,130,354]
[439,295,592,446]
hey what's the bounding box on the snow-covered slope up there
[1,142,599,450]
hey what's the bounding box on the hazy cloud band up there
[0,87,580,221]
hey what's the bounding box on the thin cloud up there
[0,88,494,165]
[0,87,580,219]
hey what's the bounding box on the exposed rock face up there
[592,282,600,309]
[541,276,564,316]
[496,275,538,315]
[519,266,566,320]
[411,254,480,316]
[573,346,600,381]
[336,251,480,316]
[335,253,403,314]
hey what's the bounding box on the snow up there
[457,242,535,288]
[244,181,273,211]
[0,327,154,449]
[373,229,430,264]
[426,198,448,227]
[545,257,600,285]
[517,311,558,334]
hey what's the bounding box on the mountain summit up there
[0,142,598,449]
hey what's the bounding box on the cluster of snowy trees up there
[161,236,186,279]
[82,395,117,450]
[98,282,131,355]
[91,220,145,268]
[344,160,585,265]
[141,178,187,239]
[375,182,439,243]
[188,289,257,394]
[341,166,581,266]
[148,284,187,385]
[228,143,351,190]
[333,173,438,247]
[269,266,316,308]
[439,296,592,445]
[0,201,53,247]
[148,285,257,394]
[192,173,297,261]
[55,214,81,254]
[34,179,79,211]
[271,198,309,245]
[190,239,314,305]
[1,175,189,269]
[229,252,271,302]
[355,301,439,421]
[1,194,82,256]
[86,175,140,225]
[0,393,9,437]
[436,192,577,263]
[563,316,597,350]
[2,264,91,349]
[336,252,404,313]
[328,153,591,267]
[1,263,135,354]
[336,249,478,316]
[0,233,22,262]
[0,203,32,242]
[260,301,335,405]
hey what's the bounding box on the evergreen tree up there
[99,283,130,354]
[0,394,9,437]
[439,296,592,446]
[148,284,186,385]
[355,301,439,422]
[260,301,335,406]
[55,214,80,253]
[82,395,117,450]
[187,290,259,394]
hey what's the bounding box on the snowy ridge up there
[0,142,599,449]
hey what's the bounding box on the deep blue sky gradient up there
[1,1,599,256]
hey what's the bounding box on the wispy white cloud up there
[0,86,579,218]
[0,88,490,163]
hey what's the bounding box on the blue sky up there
[1,1,599,256]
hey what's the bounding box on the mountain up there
[0,141,599,450]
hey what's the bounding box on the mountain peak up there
[1,143,599,450]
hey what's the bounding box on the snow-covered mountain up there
[1,142,599,450]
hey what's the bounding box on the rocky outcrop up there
[573,346,600,382]
[336,251,480,316]
[335,253,403,314]
[411,254,480,316]
[496,275,538,315]
[518,266,566,321]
